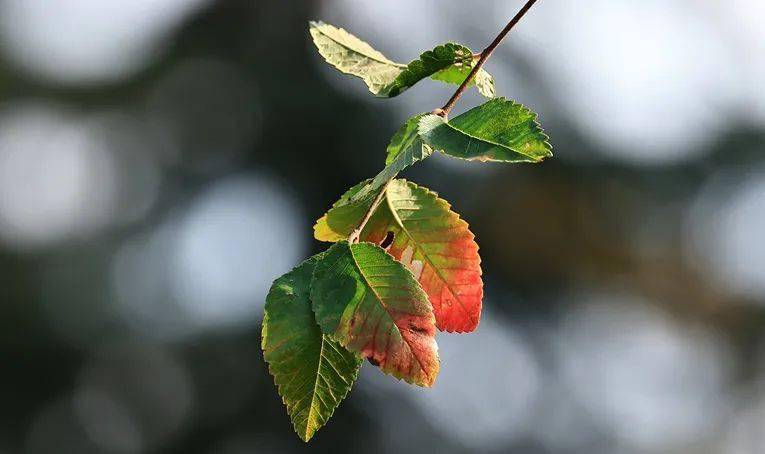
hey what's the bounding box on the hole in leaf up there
[380,231,395,249]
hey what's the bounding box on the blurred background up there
[1,0,764,453]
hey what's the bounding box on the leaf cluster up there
[262,21,552,442]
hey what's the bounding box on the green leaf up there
[315,180,483,333]
[419,97,552,162]
[313,180,375,243]
[310,241,439,387]
[384,114,433,166]
[262,254,363,442]
[432,67,495,98]
[352,114,433,203]
[312,115,434,241]
[380,43,473,97]
[309,21,494,98]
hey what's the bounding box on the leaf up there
[309,21,494,98]
[380,43,473,97]
[310,241,439,387]
[351,114,434,204]
[309,21,404,96]
[315,180,483,333]
[419,97,552,162]
[262,254,363,442]
[364,180,482,333]
[314,180,375,243]
[432,66,495,98]
[312,115,434,242]
[384,114,433,166]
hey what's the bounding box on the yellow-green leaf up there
[310,21,494,98]
[312,114,433,242]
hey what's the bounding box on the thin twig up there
[436,0,538,118]
[348,0,538,242]
[348,180,391,243]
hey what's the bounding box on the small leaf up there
[312,114,434,241]
[310,241,439,387]
[309,21,404,96]
[384,114,433,166]
[419,97,552,162]
[354,113,433,202]
[310,21,494,98]
[262,254,363,442]
[380,43,474,97]
[432,66,495,98]
[315,180,483,333]
[314,180,375,243]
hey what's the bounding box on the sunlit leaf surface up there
[310,241,439,386]
[310,21,494,98]
[419,97,552,162]
[315,180,483,333]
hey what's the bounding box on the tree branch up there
[347,180,390,244]
[435,0,538,118]
[348,0,538,243]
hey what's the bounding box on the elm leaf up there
[262,254,362,442]
[432,66,495,98]
[313,180,375,243]
[310,241,440,387]
[352,114,434,204]
[310,21,494,98]
[380,43,473,97]
[309,21,403,96]
[315,180,483,333]
[312,114,434,242]
[419,97,552,162]
[384,114,433,167]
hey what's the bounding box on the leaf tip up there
[298,427,315,443]
[308,20,326,33]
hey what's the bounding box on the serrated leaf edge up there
[309,20,401,67]
[384,179,483,333]
[418,97,553,163]
[349,241,438,387]
[314,241,439,387]
[261,256,363,442]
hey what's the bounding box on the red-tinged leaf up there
[310,241,439,387]
[366,180,482,332]
[312,114,433,243]
[314,179,483,333]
